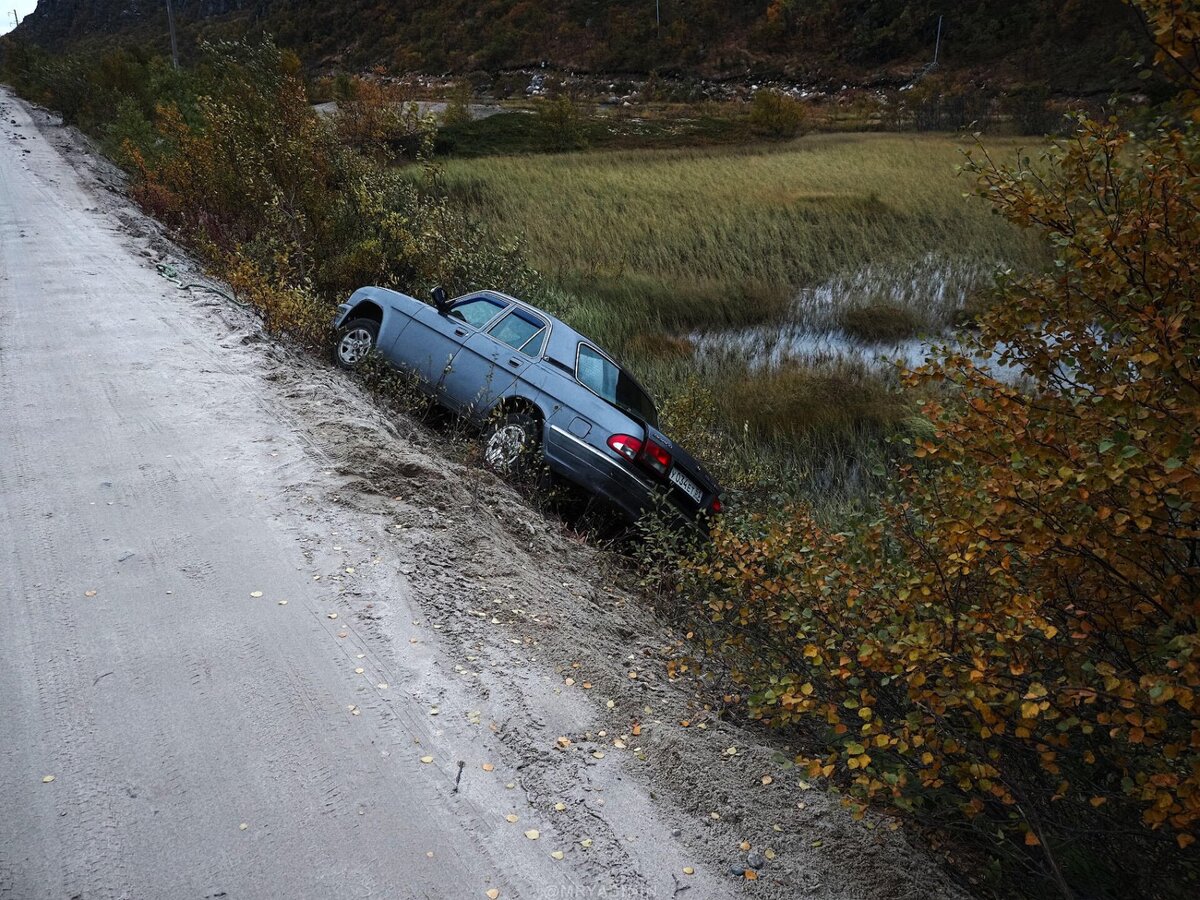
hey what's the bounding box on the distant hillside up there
[13,0,1152,91]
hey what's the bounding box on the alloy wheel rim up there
[338,328,373,365]
[485,424,528,469]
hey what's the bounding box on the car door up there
[443,306,550,419]
[393,295,509,400]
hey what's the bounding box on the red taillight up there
[607,434,643,462]
[641,439,672,477]
[711,499,722,514]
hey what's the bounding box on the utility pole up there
[933,15,943,66]
[165,0,180,71]
[10,9,18,29]
[656,1,660,30]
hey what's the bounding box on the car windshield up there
[449,296,507,328]
[490,308,548,357]
[576,344,658,426]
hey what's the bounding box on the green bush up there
[749,90,806,138]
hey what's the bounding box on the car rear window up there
[449,296,507,328]
[490,308,548,357]
[576,344,658,426]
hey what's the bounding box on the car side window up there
[489,309,548,357]
[449,297,507,329]
[577,344,619,400]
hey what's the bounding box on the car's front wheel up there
[482,413,541,479]
[334,318,380,370]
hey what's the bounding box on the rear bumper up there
[545,425,706,526]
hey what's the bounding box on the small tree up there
[691,1,1200,894]
[748,89,806,138]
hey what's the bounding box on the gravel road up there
[0,85,966,900]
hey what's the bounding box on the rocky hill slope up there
[14,0,1151,91]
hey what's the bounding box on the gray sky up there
[1,1,39,37]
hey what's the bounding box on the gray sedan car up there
[332,286,722,526]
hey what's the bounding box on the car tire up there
[482,412,542,479]
[334,318,380,370]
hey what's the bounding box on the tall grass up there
[442,134,1046,345]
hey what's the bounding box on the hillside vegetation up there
[16,0,1150,89]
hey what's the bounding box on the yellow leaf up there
[682,866,695,875]
[41,775,55,784]
[486,890,500,900]
[550,850,564,860]
[1025,831,1041,847]
[419,756,434,764]
[482,763,495,772]
[524,830,540,840]
[505,814,519,823]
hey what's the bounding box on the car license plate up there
[668,466,704,503]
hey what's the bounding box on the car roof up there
[461,289,602,368]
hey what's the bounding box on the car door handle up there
[507,358,522,368]
[454,328,468,337]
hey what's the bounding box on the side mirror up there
[431,286,449,314]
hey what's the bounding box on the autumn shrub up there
[748,89,806,138]
[681,3,1200,894]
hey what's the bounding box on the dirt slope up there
[0,84,964,900]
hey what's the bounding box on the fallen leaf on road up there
[482,763,495,772]
[592,751,605,759]
[765,848,777,860]
[762,775,774,785]
[377,682,388,689]
[41,775,55,783]
[582,682,592,689]
[745,870,759,881]
[556,736,571,749]
[430,707,440,716]
[327,613,338,620]
[345,567,355,574]
[278,600,288,606]
[554,802,566,812]
[420,756,434,764]
[550,850,564,860]
[337,632,348,638]
[505,814,519,823]
[250,591,263,598]
[740,841,751,851]
[84,590,97,598]
[724,747,738,756]
[683,867,695,875]
[354,668,364,674]
[579,838,593,849]
[486,890,500,900]
[239,823,248,831]
[564,678,575,686]
[631,723,641,736]
[524,830,539,840]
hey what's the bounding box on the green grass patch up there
[441,134,1044,353]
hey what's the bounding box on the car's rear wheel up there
[334,318,380,370]
[482,413,541,479]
